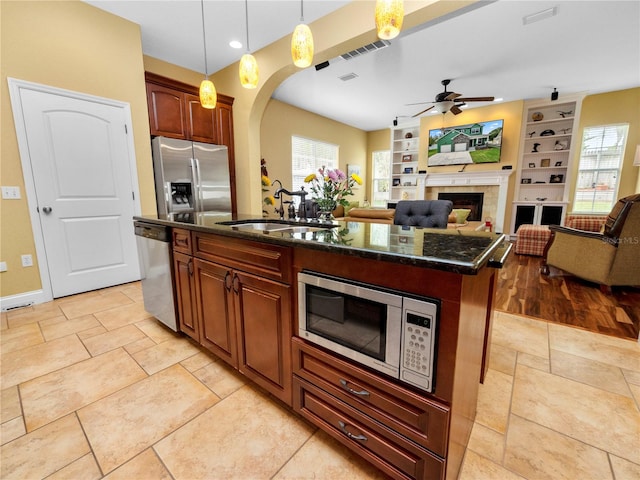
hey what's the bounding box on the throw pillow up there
[344,201,359,216]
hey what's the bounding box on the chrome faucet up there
[273,185,308,220]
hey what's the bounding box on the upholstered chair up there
[393,200,453,228]
[541,194,640,291]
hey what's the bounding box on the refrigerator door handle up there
[190,157,201,212]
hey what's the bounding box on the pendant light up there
[239,0,259,88]
[291,0,314,68]
[375,0,404,40]
[199,0,217,109]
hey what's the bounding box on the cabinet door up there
[514,205,536,232]
[185,93,217,143]
[215,101,237,214]
[194,258,238,367]
[146,83,187,139]
[540,205,563,226]
[234,271,292,405]
[173,251,198,341]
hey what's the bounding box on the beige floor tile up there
[123,336,156,355]
[78,364,218,474]
[21,348,147,432]
[549,323,640,372]
[77,325,108,340]
[1,417,26,445]
[489,343,517,376]
[120,284,144,303]
[81,324,147,357]
[192,359,246,398]
[609,454,640,480]
[622,368,640,386]
[0,322,44,354]
[103,449,172,480]
[491,312,549,358]
[40,314,102,341]
[1,386,22,422]
[131,336,201,375]
[516,351,550,372]
[504,414,612,480]
[1,312,7,330]
[59,291,134,319]
[458,449,524,480]
[0,335,90,389]
[511,364,640,465]
[54,289,101,305]
[475,369,514,434]
[47,453,102,480]
[0,414,90,479]
[629,383,640,409]
[93,302,152,331]
[6,303,63,328]
[180,351,215,372]
[274,429,387,480]
[551,349,631,397]
[467,422,505,465]
[155,385,315,479]
[135,317,181,344]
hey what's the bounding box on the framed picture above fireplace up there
[427,119,504,167]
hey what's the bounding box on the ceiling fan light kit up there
[411,79,495,117]
[291,0,314,68]
[198,0,216,108]
[239,0,258,88]
[375,0,404,40]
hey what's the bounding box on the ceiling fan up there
[408,79,495,117]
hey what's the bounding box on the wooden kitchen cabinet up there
[173,251,199,342]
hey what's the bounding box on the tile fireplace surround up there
[421,171,513,233]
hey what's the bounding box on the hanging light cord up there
[300,0,304,21]
[201,0,209,77]
[245,0,250,52]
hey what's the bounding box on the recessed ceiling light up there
[229,40,242,49]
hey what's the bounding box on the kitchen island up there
[133,212,510,480]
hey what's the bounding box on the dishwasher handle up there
[134,222,171,242]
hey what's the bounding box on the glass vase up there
[316,199,337,222]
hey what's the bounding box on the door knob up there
[42,206,52,214]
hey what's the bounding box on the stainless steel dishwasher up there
[134,221,178,331]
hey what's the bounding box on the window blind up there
[291,136,339,202]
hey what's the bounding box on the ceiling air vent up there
[340,39,390,61]
[339,73,359,82]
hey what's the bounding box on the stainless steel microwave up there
[298,271,439,393]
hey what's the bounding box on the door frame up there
[7,77,142,306]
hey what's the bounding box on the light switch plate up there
[0,262,7,272]
[1,186,21,199]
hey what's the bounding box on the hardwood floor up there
[495,249,640,341]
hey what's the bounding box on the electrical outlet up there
[0,261,7,272]
[21,255,33,267]
[1,186,21,199]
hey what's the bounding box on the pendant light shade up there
[375,0,404,40]
[239,53,259,89]
[291,0,313,68]
[198,0,216,109]
[239,0,259,88]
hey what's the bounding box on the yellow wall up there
[260,99,368,213]
[0,0,152,297]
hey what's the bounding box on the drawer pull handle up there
[338,421,367,442]
[339,379,370,397]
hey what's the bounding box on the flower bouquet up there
[304,166,362,220]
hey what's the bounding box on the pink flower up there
[335,169,346,180]
[327,169,338,182]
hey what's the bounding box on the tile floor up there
[1,282,639,479]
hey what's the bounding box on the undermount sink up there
[218,219,336,235]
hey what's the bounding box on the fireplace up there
[438,192,484,221]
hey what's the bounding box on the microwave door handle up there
[339,379,370,397]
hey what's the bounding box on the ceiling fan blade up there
[450,105,463,115]
[412,105,435,117]
[455,96,495,102]
[405,101,434,106]
[444,92,462,101]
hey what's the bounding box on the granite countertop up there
[134,212,511,275]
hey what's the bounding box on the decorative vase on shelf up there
[316,198,337,222]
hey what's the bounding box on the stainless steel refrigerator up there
[152,136,231,215]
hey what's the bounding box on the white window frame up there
[572,123,628,214]
[291,136,339,205]
[372,149,390,207]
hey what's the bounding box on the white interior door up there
[11,82,141,298]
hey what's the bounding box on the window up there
[291,136,338,204]
[573,124,628,213]
[372,150,390,207]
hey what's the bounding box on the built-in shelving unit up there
[511,95,583,235]
[389,121,424,206]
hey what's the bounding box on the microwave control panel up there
[400,298,438,392]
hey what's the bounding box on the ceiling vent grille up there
[339,73,359,82]
[340,39,390,61]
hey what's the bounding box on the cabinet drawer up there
[193,233,291,283]
[293,377,445,480]
[172,228,192,254]
[292,338,449,456]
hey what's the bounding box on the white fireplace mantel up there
[419,170,513,233]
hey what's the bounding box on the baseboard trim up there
[0,289,50,312]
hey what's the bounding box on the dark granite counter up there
[134,212,511,275]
